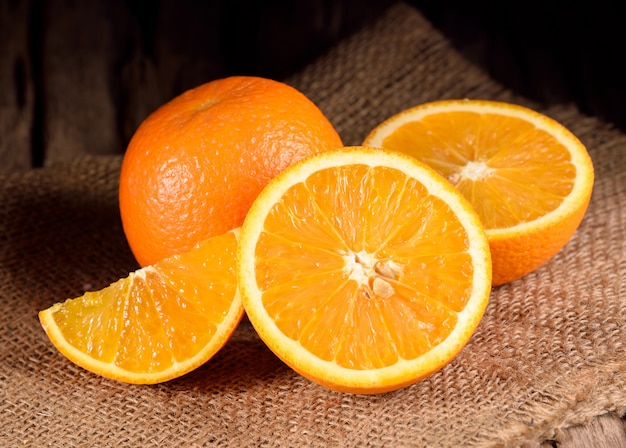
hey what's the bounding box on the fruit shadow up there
[1,168,139,314]
[167,320,295,393]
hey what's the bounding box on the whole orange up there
[119,76,343,267]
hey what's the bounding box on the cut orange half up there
[39,229,243,384]
[238,147,492,394]
[364,99,594,285]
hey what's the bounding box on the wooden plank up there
[38,0,225,166]
[541,413,626,447]
[0,0,33,172]
[559,414,626,448]
[39,0,127,166]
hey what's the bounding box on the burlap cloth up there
[1,3,625,447]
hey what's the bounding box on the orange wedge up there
[364,99,594,285]
[39,229,243,384]
[238,147,492,394]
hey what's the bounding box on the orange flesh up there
[381,112,576,229]
[253,165,474,370]
[47,231,239,374]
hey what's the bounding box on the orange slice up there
[39,229,243,384]
[238,147,492,394]
[363,99,594,285]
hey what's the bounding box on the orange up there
[238,147,492,394]
[119,76,343,267]
[39,229,243,384]
[363,99,594,286]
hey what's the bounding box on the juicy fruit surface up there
[39,230,243,384]
[238,147,492,394]
[364,99,594,285]
[119,76,343,267]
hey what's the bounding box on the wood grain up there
[542,413,626,448]
[0,0,33,171]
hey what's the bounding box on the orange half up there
[364,99,594,285]
[238,147,492,394]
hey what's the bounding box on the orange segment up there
[39,229,243,384]
[238,147,491,394]
[364,99,594,285]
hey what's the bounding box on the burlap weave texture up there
[1,3,625,446]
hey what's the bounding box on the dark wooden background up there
[0,0,394,171]
[2,0,625,173]
[416,1,626,131]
